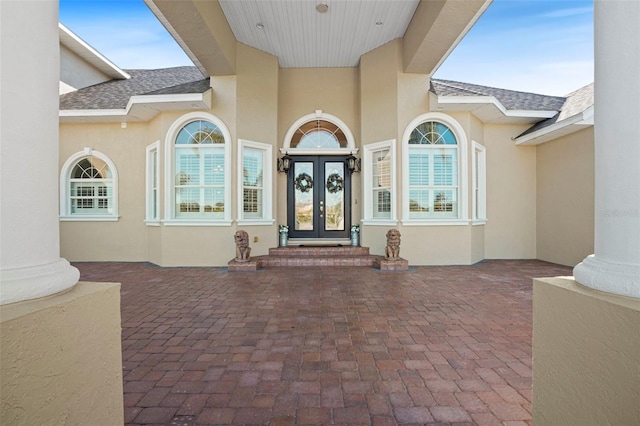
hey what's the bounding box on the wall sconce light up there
[277,153,292,173]
[347,154,361,174]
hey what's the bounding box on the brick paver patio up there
[75,260,572,425]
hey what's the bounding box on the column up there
[573,0,640,299]
[0,0,79,304]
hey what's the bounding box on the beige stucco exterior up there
[59,38,593,268]
[536,128,595,266]
[0,282,123,425]
[533,277,640,425]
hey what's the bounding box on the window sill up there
[162,219,233,227]
[236,219,276,226]
[361,219,399,226]
[145,220,161,227]
[401,219,470,226]
[472,219,488,226]
[60,215,120,222]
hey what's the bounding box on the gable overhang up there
[59,23,130,80]
[430,93,558,124]
[59,91,212,123]
[145,0,492,76]
[514,106,594,145]
[403,0,492,75]
[145,0,236,76]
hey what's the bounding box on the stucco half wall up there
[532,277,640,425]
[1,282,124,425]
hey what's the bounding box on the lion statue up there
[385,228,401,259]
[234,230,251,262]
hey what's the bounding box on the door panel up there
[288,156,350,239]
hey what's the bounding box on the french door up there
[287,156,351,239]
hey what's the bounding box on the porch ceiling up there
[144,0,492,76]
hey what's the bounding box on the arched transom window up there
[290,120,348,149]
[60,149,119,220]
[165,112,231,224]
[174,120,226,218]
[407,120,460,219]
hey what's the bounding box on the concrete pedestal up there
[1,282,124,425]
[533,278,640,425]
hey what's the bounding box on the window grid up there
[407,120,459,219]
[372,148,392,218]
[242,148,264,219]
[175,146,225,218]
[69,155,113,215]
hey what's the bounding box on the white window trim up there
[60,147,119,221]
[472,141,487,225]
[401,112,469,226]
[237,139,275,226]
[362,139,398,226]
[145,141,161,226]
[163,112,232,226]
[281,110,357,155]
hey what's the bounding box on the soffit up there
[59,23,129,80]
[219,0,419,68]
[146,0,492,75]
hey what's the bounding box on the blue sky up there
[59,0,593,96]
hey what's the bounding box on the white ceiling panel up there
[219,0,420,68]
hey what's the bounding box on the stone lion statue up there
[385,228,401,259]
[234,230,251,262]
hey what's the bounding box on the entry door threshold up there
[288,238,350,246]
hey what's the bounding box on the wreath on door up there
[294,172,313,193]
[326,173,344,194]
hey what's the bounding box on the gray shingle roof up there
[517,83,594,137]
[430,79,566,111]
[60,67,208,110]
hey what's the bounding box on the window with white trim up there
[164,112,231,225]
[402,113,468,224]
[237,140,274,224]
[145,141,160,223]
[60,148,118,221]
[363,140,396,224]
[472,141,487,223]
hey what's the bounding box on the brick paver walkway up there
[75,260,571,425]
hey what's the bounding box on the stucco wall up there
[60,122,150,262]
[484,124,537,259]
[60,44,110,92]
[1,282,123,425]
[533,277,640,425]
[536,128,594,266]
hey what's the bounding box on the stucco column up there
[0,1,79,305]
[573,0,640,299]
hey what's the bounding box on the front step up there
[228,245,408,271]
[268,245,370,257]
[259,245,379,268]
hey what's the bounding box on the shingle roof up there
[517,83,594,137]
[430,79,566,111]
[60,66,208,110]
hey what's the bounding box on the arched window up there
[402,113,468,223]
[282,111,356,154]
[60,148,118,220]
[165,112,231,224]
[290,120,348,149]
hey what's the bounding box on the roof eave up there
[514,106,594,146]
[432,95,557,124]
[59,23,130,80]
[60,91,212,123]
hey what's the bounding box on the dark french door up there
[287,156,351,239]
